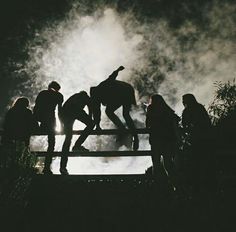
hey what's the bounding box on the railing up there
[0,128,235,158]
[0,128,151,157]
[32,128,149,135]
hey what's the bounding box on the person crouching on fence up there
[59,91,95,175]
[90,66,139,150]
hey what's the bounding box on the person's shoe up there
[42,168,53,175]
[60,168,69,175]
[72,145,89,152]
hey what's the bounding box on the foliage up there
[208,79,236,125]
[0,141,37,170]
[0,143,37,222]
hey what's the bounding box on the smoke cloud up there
[15,0,236,174]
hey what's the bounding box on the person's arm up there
[86,96,93,118]
[181,109,188,130]
[25,109,34,146]
[57,94,64,119]
[145,106,151,128]
[92,100,101,130]
[1,110,11,145]
[200,105,212,127]
[33,92,41,116]
[57,94,64,131]
[107,66,125,81]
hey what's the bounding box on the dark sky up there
[0,0,235,126]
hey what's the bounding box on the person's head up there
[78,90,89,100]
[48,81,61,92]
[150,94,166,106]
[12,97,29,109]
[150,94,174,113]
[182,94,198,107]
[79,90,88,97]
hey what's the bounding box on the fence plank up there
[34,150,152,157]
[0,128,149,136]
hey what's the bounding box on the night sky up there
[0,0,235,127]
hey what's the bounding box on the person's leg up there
[60,120,74,173]
[73,111,95,150]
[123,104,139,150]
[162,143,180,190]
[42,119,56,174]
[105,105,126,130]
[151,144,162,179]
[162,148,175,176]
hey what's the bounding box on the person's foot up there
[72,145,89,152]
[42,168,53,175]
[60,168,69,175]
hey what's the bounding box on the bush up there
[208,79,236,125]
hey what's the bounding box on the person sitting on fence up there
[33,81,64,175]
[1,97,37,167]
[60,91,95,175]
[146,94,180,189]
[90,66,139,150]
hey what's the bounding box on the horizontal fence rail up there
[34,150,152,157]
[0,128,149,136]
[0,128,235,158]
[0,128,152,157]
[32,150,236,157]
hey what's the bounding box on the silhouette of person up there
[146,94,180,188]
[1,97,36,168]
[2,97,35,146]
[33,81,63,174]
[90,66,139,150]
[181,93,212,193]
[60,91,95,175]
[182,93,211,146]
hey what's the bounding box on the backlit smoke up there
[20,0,235,174]
[25,6,151,174]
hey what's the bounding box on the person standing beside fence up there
[181,93,212,193]
[1,97,37,168]
[146,94,180,189]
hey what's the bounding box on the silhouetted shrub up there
[208,79,236,148]
[209,79,236,125]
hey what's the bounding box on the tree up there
[208,79,236,125]
[208,79,236,149]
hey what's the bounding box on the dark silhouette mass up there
[182,93,211,145]
[1,97,37,168]
[2,97,35,146]
[146,94,180,188]
[33,81,63,174]
[60,91,95,175]
[181,93,212,193]
[90,66,139,150]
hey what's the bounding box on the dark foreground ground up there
[0,169,236,232]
